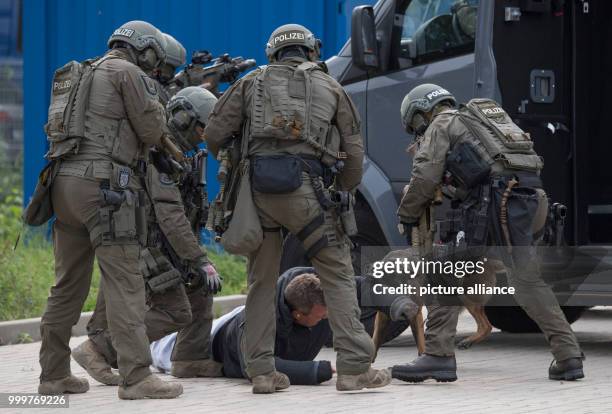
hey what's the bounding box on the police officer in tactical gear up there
[38,20,182,399]
[74,86,224,385]
[203,23,391,393]
[391,83,584,383]
[152,33,187,103]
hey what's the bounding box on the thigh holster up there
[295,211,341,259]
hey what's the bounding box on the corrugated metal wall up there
[22,0,367,203]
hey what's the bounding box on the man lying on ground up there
[151,266,417,385]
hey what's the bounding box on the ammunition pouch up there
[446,141,491,189]
[330,190,357,237]
[140,247,182,293]
[251,155,303,194]
[495,153,544,172]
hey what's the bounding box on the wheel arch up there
[356,156,406,247]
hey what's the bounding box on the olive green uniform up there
[204,58,374,377]
[397,108,582,361]
[85,73,215,368]
[86,163,215,367]
[39,48,166,385]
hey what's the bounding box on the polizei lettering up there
[482,107,505,116]
[113,28,135,38]
[53,79,72,93]
[274,31,305,46]
[426,88,451,101]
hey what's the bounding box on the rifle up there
[167,51,256,96]
[179,149,209,243]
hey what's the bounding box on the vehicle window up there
[398,0,478,66]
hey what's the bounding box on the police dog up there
[371,210,500,360]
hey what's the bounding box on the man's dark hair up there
[284,273,326,314]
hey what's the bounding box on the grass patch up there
[0,231,247,322]
[0,161,247,322]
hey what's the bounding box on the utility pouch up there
[22,160,59,226]
[464,184,491,250]
[221,159,263,255]
[446,142,491,189]
[496,153,544,172]
[331,190,358,236]
[251,155,302,194]
[146,268,182,293]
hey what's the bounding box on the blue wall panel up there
[22,0,368,203]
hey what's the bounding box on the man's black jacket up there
[211,266,397,385]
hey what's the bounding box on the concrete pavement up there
[0,307,610,414]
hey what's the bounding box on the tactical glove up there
[196,262,222,294]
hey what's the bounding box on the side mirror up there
[351,5,379,70]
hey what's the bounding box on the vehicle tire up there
[484,306,587,333]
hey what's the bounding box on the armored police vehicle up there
[282,0,612,332]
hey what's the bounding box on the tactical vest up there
[456,98,543,174]
[45,56,116,160]
[249,62,341,165]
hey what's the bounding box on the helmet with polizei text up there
[107,20,167,69]
[265,23,320,61]
[400,84,456,134]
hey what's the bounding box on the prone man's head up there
[284,273,327,328]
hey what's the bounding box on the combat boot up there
[170,359,224,378]
[38,375,89,395]
[72,339,121,385]
[392,354,457,383]
[251,371,290,394]
[118,374,183,400]
[549,357,584,381]
[336,367,392,391]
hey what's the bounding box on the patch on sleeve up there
[159,173,175,185]
[141,75,158,96]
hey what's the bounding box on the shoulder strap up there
[297,61,320,72]
[90,54,123,71]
